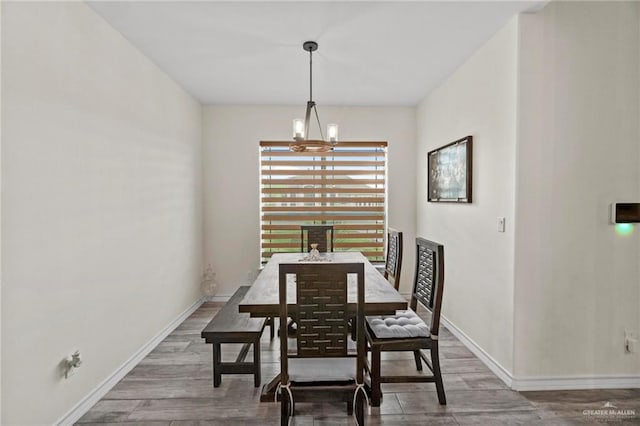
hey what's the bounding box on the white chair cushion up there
[366,309,430,339]
[288,358,356,382]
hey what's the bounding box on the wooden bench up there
[201,286,266,387]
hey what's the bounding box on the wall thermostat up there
[611,203,640,224]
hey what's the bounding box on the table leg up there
[212,342,222,388]
[260,373,282,402]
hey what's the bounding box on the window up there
[260,141,387,263]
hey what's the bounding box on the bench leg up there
[253,337,262,387]
[213,342,222,388]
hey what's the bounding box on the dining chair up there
[273,223,334,339]
[383,228,403,290]
[364,237,446,407]
[278,262,367,425]
[300,225,334,253]
[348,229,403,344]
[287,224,335,338]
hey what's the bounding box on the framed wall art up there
[427,135,473,203]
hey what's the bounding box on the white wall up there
[416,19,519,374]
[513,1,640,380]
[203,105,416,296]
[416,0,640,386]
[1,3,203,424]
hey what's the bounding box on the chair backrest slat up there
[300,225,334,253]
[384,228,403,290]
[411,238,445,336]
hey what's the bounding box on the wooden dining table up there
[239,251,408,401]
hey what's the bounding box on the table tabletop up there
[239,252,407,317]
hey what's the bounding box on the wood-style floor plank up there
[396,389,535,414]
[453,410,544,425]
[77,302,640,425]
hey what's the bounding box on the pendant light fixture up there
[290,41,338,153]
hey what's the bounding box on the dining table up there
[239,251,408,401]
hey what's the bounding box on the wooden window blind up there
[260,141,387,264]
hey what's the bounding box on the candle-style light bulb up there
[293,119,304,140]
[327,124,339,142]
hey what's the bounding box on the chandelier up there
[290,41,338,153]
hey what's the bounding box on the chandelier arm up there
[304,101,314,140]
[313,104,325,141]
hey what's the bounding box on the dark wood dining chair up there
[364,237,446,407]
[278,262,367,425]
[384,228,403,290]
[280,225,335,338]
[300,225,334,253]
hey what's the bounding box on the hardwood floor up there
[78,302,640,425]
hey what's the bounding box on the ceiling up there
[88,1,546,106]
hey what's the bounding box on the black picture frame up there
[427,136,473,203]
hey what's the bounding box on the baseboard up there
[440,315,514,387]
[511,375,640,391]
[56,296,206,426]
[205,294,232,302]
[441,315,640,391]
